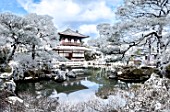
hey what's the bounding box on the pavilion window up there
[65,38,68,42]
[77,39,80,43]
[71,39,74,43]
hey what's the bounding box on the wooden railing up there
[61,42,81,46]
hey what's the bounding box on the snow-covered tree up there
[0,12,60,62]
[0,12,63,79]
[24,13,59,60]
[0,13,35,63]
[96,23,123,62]
[97,0,170,67]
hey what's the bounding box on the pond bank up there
[1,66,170,111]
[11,73,170,112]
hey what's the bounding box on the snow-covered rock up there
[121,73,170,111]
[0,78,3,88]
[0,72,12,79]
[0,66,13,79]
[66,70,76,78]
[7,96,23,104]
[54,70,67,82]
[106,69,117,79]
[3,79,16,93]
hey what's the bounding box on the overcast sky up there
[0,0,123,39]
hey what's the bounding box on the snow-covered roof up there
[53,46,90,51]
[58,28,89,38]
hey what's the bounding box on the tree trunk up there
[156,25,163,68]
[7,44,17,63]
[148,38,151,65]
[32,44,35,60]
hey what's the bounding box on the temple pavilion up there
[53,28,89,62]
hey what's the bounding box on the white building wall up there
[73,53,84,57]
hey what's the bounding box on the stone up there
[0,65,13,79]
[7,96,23,104]
[66,70,76,78]
[120,73,170,111]
[106,70,117,79]
[165,64,170,78]
[3,79,16,93]
[116,66,154,82]
[54,70,66,82]
[0,79,3,88]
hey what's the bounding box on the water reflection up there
[16,68,130,102]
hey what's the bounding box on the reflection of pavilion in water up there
[39,78,89,95]
[59,78,88,94]
[16,68,132,96]
[16,77,89,97]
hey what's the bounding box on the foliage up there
[24,13,59,60]
[0,65,12,73]
[0,47,10,64]
[84,49,101,61]
[0,90,25,112]
[0,12,35,62]
[0,12,66,80]
[95,0,170,68]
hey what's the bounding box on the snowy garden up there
[1,0,170,111]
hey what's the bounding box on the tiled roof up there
[58,28,89,38]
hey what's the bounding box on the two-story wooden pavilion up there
[53,28,89,62]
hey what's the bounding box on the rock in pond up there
[54,70,67,82]
[66,70,76,78]
[106,70,118,79]
[116,66,154,82]
[0,65,13,79]
[165,64,170,78]
[3,78,16,93]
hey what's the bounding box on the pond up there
[16,68,130,103]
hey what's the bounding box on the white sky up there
[0,0,123,38]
